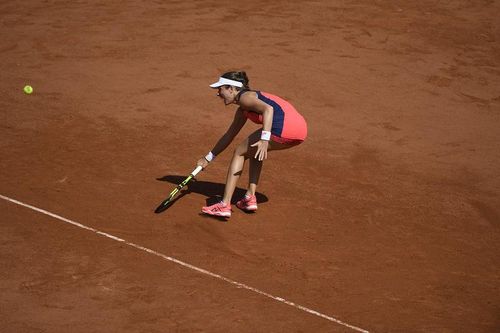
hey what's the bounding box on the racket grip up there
[191,165,203,177]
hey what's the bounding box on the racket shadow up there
[156,175,269,207]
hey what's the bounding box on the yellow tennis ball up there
[24,85,33,94]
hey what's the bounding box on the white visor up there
[209,77,243,88]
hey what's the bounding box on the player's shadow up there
[155,175,268,210]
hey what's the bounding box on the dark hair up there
[221,71,250,90]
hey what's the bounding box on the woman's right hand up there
[197,157,209,169]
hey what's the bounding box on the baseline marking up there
[0,194,369,333]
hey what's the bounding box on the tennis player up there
[197,71,307,218]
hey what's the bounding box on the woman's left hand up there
[251,140,269,161]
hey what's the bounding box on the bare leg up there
[247,157,262,196]
[222,130,297,204]
[221,134,254,204]
[222,151,246,204]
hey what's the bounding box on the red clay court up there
[1,1,499,332]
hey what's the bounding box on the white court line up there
[0,194,370,333]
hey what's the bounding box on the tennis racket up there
[154,165,203,214]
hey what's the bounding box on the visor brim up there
[209,77,243,88]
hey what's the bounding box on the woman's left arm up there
[239,93,274,161]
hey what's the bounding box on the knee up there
[233,144,246,157]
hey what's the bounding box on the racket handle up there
[191,165,203,177]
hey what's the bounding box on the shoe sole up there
[202,210,231,217]
[237,204,257,211]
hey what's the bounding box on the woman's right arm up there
[197,108,247,168]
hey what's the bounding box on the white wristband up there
[261,130,271,141]
[204,151,215,162]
